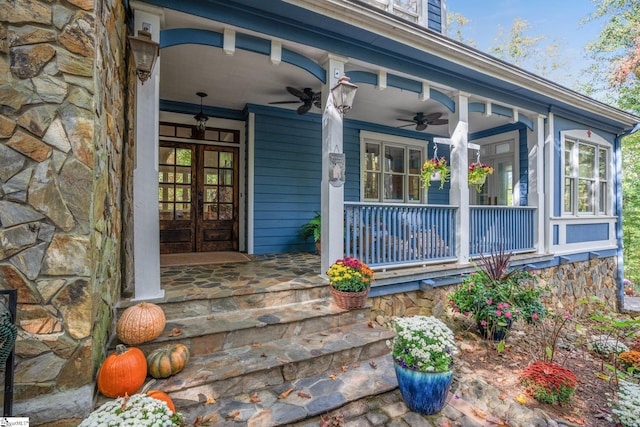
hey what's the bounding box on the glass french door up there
[159,142,239,253]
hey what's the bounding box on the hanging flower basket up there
[421,157,450,190]
[468,162,493,192]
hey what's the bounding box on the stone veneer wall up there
[371,258,619,320]
[0,0,127,424]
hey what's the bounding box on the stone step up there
[156,320,394,401]
[111,299,371,357]
[174,353,398,426]
[117,279,330,320]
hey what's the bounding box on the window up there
[562,136,610,215]
[362,133,425,203]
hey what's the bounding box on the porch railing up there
[344,203,457,268]
[469,206,536,256]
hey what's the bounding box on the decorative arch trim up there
[346,70,455,112]
[469,102,534,130]
[160,28,326,83]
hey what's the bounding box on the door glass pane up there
[220,152,233,168]
[175,203,190,220]
[159,202,173,220]
[176,148,192,166]
[204,151,218,168]
[364,171,379,199]
[205,170,218,185]
[175,166,191,184]
[220,204,233,220]
[175,185,190,202]
[205,188,217,202]
[221,170,233,185]
[204,204,218,220]
[220,132,235,142]
[159,165,173,183]
[160,147,174,165]
[176,127,192,138]
[205,130,220,141]
[220,187,233,203]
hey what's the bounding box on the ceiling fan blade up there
[269,100,301,105]
[297,103,312,115]
[424,112,443,121]
[397,118,417,123]
[398,123,415,128]
[428,119,448,125]
[286,86,305,99]
[416,123,428,131]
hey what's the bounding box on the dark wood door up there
[196,145,239,252]
[159,142,239,253]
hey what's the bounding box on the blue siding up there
[252,110,322,254]
[553,225,559,245]
[427,0,442,32]
[566,223,609,244]
[250,106,452,254]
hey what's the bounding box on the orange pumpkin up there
[117,302,166,345]
[147,343,190,379]
[147,390,176,413]
[97,344,147,398]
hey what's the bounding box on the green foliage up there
[581,0,640,113]
[448,251,547,334]
[446,12,476,46]
[298,212,321,243]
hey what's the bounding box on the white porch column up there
[449,93,470,263]
[544,113,555,254]
[320,54,348,275]
[531,115,546,254]
[131,3,164,301]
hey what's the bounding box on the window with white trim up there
[562,136,610,215]
[362,133,425,203]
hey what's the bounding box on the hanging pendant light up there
[194,92,208,131]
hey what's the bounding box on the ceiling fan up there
[269,87,322,115]
[397,112,448,131]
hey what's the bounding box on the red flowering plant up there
[520,361,579,405]
[448,249,547,340]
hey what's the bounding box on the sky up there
[445,0,604,89]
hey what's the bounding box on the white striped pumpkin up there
[116,302,166,345]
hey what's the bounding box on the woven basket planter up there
[329,285,369,310]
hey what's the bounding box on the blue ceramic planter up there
[393,363,453,415]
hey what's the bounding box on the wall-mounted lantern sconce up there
[331,75,358,114]
[128,29,159,84]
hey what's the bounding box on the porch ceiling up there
[157,8,515,137]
